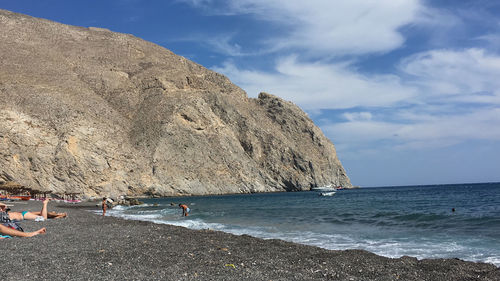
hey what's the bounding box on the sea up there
[106,182,500,266]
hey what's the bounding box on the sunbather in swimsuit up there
[0,199,67,222]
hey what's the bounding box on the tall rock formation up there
[0,9,351,197]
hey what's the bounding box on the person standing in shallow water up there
[102,198,107,216]
[179,204,190,216]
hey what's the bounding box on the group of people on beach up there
[101,198,190,217]
[2,197,191,238]
[0,199,66,238]
[101,197,189,217]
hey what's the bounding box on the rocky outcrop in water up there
[0,9,351,197]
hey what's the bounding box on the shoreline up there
[3,200,499,280]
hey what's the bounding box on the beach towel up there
[1,211,24,232]
[2,221,23,232]
[0,211,10,223]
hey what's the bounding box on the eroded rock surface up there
[0,9,351,197]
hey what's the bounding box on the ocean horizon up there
[105,182,500,266]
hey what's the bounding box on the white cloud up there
[400,48,500,104]
[170,33,253,56]
[177,0,213,8]
[182,0,500,153]
[206,34,244,56]
[324,107,500,151]
[325,120,401,144]
[177,0,500,184]
[214,48,500,152]
[398,108,500,141]
[181,0,424,56]
[318,48,500,151]
[213,56,416,110]
[343,112,373,122]
[478,33,500,46]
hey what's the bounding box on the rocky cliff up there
[0,9,351,197]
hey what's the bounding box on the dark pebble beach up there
[2,200,499,281]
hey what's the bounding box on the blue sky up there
[2,0,500,187]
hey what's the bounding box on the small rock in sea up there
[117,197,144,206]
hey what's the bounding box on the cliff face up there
[0,9,351,197]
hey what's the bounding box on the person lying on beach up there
[0,199,67,222]
[0,224,46,238]
[179,203,190,216]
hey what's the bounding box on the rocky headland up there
[0,9,351,198]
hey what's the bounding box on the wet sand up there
[2,200,499,280]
